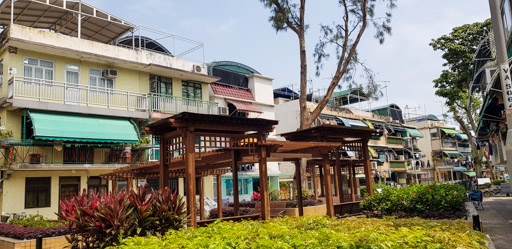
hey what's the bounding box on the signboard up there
[477,178,491,185]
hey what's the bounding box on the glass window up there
[150,75,173,95]
[182,81,202,99]
[65,64,80,84]
[503,0,512,40]
[25,177,51,208]
[23,57,54,80]
[87,176,108,196]
[89,69,114,89]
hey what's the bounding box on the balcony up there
[434,159,460,167]
[386,137,403,145]
[7,76,219,117]
[390,160,406,170]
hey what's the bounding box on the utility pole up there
[488,0,512,189]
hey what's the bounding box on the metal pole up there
[489,0,512,192]
[77,1,81,39]
[10,0,14,24]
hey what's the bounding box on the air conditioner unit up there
[102,69,118,78]
[192,64,203,73]
[218,106,228,115]
[371,161,378,170]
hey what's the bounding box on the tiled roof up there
[210,83,255,101]
[226,99,262,113]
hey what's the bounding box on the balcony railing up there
[149,93,218,115]
[8,76,219,115]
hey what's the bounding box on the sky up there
[85,0,490,121]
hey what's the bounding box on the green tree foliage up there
[430,19,492,177]
[259,0,396,129]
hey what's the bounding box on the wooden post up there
[127,177,133,191]
[159,137,169,189]
[112,179,118,193]
[350,161,356,202]
[335,150,344,203]
[184,129,197,228]
[294,160,304,216]
[216,174,223,218]
[323,155,334,218]
[319,164,325,197]
[312,164,318,198]
[362,141,374,197]
[232,151,240,216]
[258,146,270,220]
[199,176,205,220]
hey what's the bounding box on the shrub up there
[227,201,257,208]
[9,214,63,228]
[286,198,323,208]
[207,207,253,219]
[491,179,508,186]
[115,216,488,249]
[58,185,186,249]
[360,184,467,219]
[294,189,311,199]
[0,223,68,240]
[269,189,280,201]
[361,183,388,197]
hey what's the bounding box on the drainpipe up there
[489,0,512,190]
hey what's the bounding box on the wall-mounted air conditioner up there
[218,106,228,115]
[102,69,118,78]
[192,64,202,73]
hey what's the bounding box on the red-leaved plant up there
[57,184,186,249]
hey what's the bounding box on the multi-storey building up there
[274,92,427,196]
[407,115,474,182]
[0,0,220,218]
[207,61,281,201]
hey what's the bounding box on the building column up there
[312,164,318,198]
[335,151,344,203]
[319,164,325,197]
[362,142,374,196]
[232,151,240,216]
[159,137,169,189]
[350,161,356,202]
[199,176,205,220]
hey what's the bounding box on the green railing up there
[390,161,405,169]
[149,93,219,115]
[387,137,403,145]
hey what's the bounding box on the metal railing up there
[8,76,219,115]
[148,93,218,115]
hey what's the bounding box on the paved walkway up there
[479,197,512,249]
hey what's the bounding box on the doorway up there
[59,177,80,212]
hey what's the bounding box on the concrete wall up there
[1,169,113,218]
[248,74,274,106]
[274,99,301,134]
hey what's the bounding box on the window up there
[87,176,108,195]
[25,177,51,208]
[239,179,250,195]
[307,176,313,190]
[23,57,54,80]
[65,64,80,84]
[150,75,172,95]
[63,147,94,163]
[430,128,439,138]
[89,69,113,89]
[182,81,202,100]
[503,0,512,40]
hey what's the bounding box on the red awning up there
[226,99,262,113]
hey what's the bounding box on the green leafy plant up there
[9,214,63,228]
[491,179,508,186]
[58,185,186,249]
[115,216,487,249]
[0,126,13,140]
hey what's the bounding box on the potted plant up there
[0,126,13,144]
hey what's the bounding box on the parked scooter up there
[483,183,512,197]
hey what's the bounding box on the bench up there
[334,201,362,217]
[253,201,288,217]
[197,214,261,227]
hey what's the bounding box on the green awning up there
[463,171,476,177]
[443,150,462,158]
[356,174,366,178]
[461,152,472,157]
[441,128,458,135]
[29,112,139,143]
[456,134,469,141]
[405,128,424,138]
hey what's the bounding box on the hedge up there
[0,223,69,240]
[115,216,487,249]
[360,183,467,218]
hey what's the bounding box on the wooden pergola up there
[101,113,376,227]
